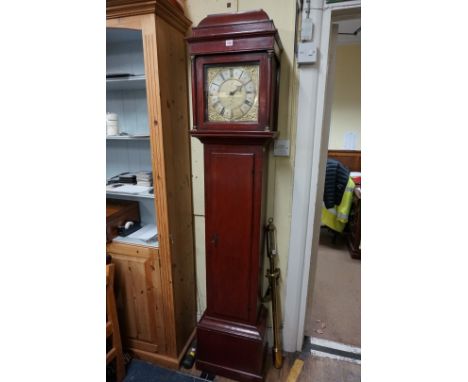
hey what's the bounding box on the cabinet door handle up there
[211,233,219,247]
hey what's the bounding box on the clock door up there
[205,144,264,324]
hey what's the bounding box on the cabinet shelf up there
[106,75,146,91]
[106,183,154,199]
[112,223,158,248]
[106,188,154,199]
[106,135,150,141]
[112,236,159,248]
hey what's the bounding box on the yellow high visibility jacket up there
[321,177,355,233]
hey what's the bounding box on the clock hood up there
[187,9,283,57]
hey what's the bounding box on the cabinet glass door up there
[106,27,158,247]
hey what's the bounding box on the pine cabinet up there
[106,0,196,368]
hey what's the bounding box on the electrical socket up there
[297,42,317,64]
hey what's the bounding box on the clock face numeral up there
[206,64,259,122]
[233,68,243,79]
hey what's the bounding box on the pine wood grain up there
[107,0,195,368]
[155,14,197,356]
[106,264,126,382]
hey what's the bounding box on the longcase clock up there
[187,10,282,382]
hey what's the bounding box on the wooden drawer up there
[106,199,140,243]
[106,241,159,258]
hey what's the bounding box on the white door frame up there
[283,0,361,353]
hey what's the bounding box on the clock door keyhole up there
[211,233,219,247]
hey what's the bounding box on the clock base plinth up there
[196,306,268,382]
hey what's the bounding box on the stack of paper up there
[106,184,152,195]
[136,171,153,187]
[126,224,158,243]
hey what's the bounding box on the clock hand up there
[229,84,243,96]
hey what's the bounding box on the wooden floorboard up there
[178,350,360,382]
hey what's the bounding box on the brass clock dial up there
[206,64,259,122]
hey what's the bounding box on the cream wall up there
[182,0,298,319]
[329,43,361,150]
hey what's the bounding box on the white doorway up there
[282,0,361,353]
[304,18,361,348]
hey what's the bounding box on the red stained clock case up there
[187,10,282,382]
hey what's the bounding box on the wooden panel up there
[106,263,125,381]
[154,16,197,355]
[107,241,158,258]
[189,36,278,57]
[197,306,268,381]
[127,338,158,353]
[109,247,166,353]
[327,149,361,172]
[106,0,191,34]
[206,151,255,321]
[203,143,266,325]
[138,13,178,357]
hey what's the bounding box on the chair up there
[106,264,125,382]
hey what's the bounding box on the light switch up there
[273,139,290,157]
[297,42,317,64]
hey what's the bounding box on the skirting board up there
[128,328,196,369]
